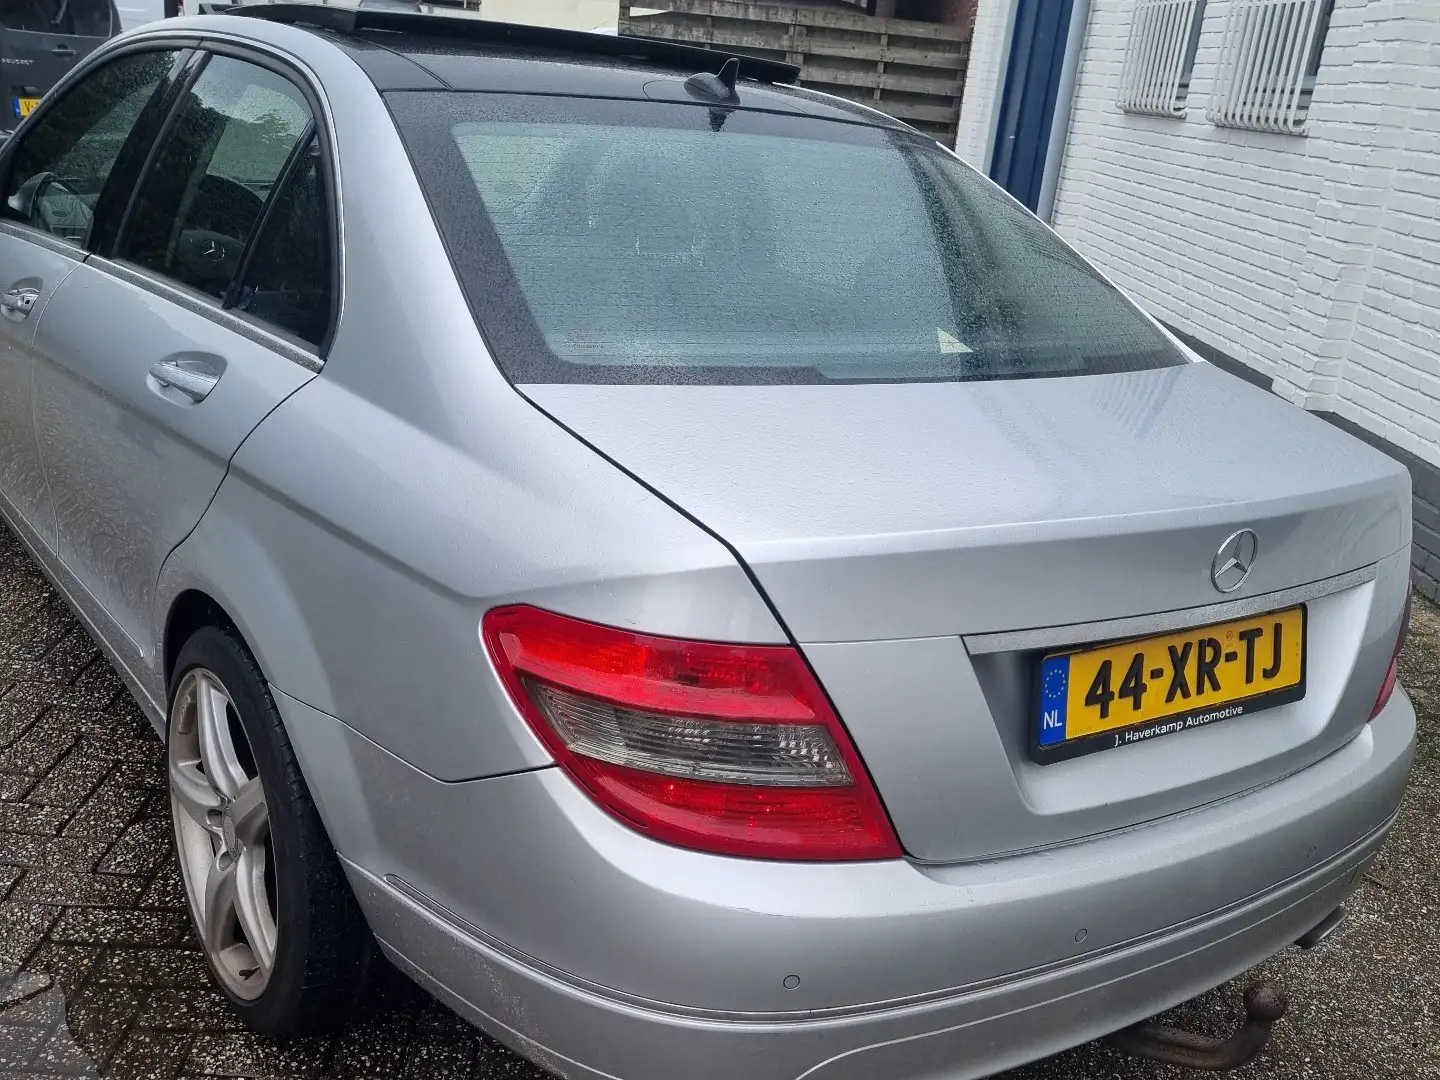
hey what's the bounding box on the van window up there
[1,0,114,36]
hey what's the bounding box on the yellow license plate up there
[1034,606,1306,762]
[15,97,41,119]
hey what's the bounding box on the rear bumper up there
[280,686,1416,1080]
[355,825,1381,1080]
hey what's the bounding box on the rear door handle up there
[148,358,221,402]
[51,45,75,57]
[0,288,39,320]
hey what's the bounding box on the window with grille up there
[1118,0,1208,117]
[1207,0,1336,132]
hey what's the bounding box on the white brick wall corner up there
[955,0,1012,169]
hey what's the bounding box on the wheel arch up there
[154,489,338,720]
[163,589,244,693]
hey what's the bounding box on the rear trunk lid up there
[526,363,1412,859]
[527,364,1406,640]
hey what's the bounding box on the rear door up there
[1,0,117,132]
[0,46,182,546]
[31,47,335,678]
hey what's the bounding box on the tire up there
[166,623,375,1035]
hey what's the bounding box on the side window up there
[230,136,333,349]
[2,50,179,244]
[117,54,313,301]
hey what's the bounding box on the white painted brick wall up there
[1049,0,1440,466]
[955,0,1011,167]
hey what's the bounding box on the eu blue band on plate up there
[1038,655,1069,745]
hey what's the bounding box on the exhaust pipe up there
[1107,982,1288,1071]
[1295,905,1347,950]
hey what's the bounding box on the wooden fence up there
[618,0,971,145]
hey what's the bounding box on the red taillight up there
[1370,593,1412,721]
[482,605,902,861]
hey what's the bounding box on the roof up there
[230,4,797,80]
[221,2,910,131]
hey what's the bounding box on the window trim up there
[0,217,83,258]
[108,37,343,363]
[89,253,324,373]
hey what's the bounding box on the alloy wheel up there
[168,667,278,1000]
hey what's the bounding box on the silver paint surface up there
[0,12,1421,1080]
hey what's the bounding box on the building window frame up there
[1207,0,1336,133]
[1117,0,1209,118]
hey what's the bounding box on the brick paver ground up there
[0,518,1436,1079]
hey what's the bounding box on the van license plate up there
[1033,606,1306,763]
[14,97,40,120]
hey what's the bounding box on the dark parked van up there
[2,0,120,138]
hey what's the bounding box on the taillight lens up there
[1370,593,1412,720]
[482,605,902,861]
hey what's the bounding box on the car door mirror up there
[7,171,57,222]
[9,171,92,241]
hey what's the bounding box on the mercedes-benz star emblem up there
[1211,529,1259,593]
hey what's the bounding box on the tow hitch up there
[1107,982,1288,1071]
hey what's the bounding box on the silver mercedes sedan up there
[0,5,1416,1079]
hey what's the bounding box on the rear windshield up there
[389,92,1186,385]
[1,0,113,35]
